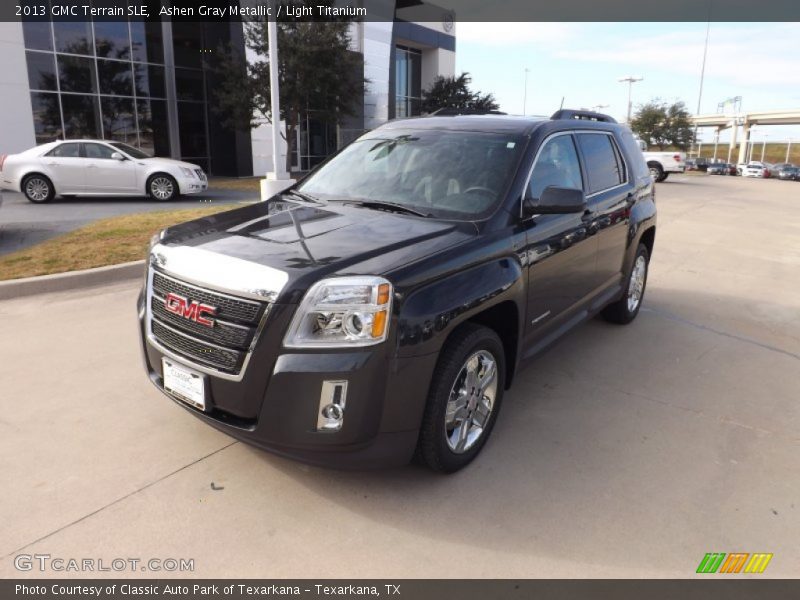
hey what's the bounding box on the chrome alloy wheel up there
[627,255,647,313]
[26,177,50,202]
[445,350,498,454]
[150,177,174,200]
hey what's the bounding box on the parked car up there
[0,140,207,203]
[707,163,733,175]
[777,166,800,180]
[633,140,685,182]
[138,109,656,473]
[772,162,796,172]
[741,162,771,178]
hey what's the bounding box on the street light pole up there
[786,138,792,163]
[761,134,767,162]
[618,76,643,123]
[523,68,529,116]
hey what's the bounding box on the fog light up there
[317,380,347,432]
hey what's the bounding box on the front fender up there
[394,256,525,358]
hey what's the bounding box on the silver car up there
[0,140,207,203]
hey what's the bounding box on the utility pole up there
[523,68,529,116]
[786,138,792,163]
[692,19,711,159]
[618,76,643,123]
[761,134,768,162]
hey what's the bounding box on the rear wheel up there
[147,174,177,201]
[22,174,54,203]
[648,162,664,182]
[603,243,650,325]
[416,323,505,473]
[657,172,669,182]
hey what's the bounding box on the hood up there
[159,198,475,302]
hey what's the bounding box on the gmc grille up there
[149,271,269,375]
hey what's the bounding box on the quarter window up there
[47,143,81,158]
[527,135,583,200]
[576,133,626,193]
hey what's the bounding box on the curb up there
[0,260,145,301]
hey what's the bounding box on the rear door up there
[41,142,85,193]
[575,131,633,292]
[82,142,139,193]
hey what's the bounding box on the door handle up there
[47,162,57,166]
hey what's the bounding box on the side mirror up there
[111,152,125,161]
[523,186,586,216]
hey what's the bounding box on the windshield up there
[109,142,151,159]
[298,129,524,219]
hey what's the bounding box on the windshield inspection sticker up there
[507,142,516,148]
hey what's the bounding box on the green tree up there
[421,72,499,114]
[211,3,366,172]
[630,99,694,150]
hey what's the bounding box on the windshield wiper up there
[341,199,432,218]
[283,189,320,204]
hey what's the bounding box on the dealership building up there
[0,1,455,177]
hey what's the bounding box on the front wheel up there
[147,174,178,201]
[602,243,650,325]
[657,172,669,182]
[416,324,505,473]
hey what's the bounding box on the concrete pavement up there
[0,175,798,578]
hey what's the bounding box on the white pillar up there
[260,4,296,200]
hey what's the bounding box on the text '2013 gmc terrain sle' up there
[138,110,656,473]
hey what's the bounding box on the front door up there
[522,132,599,346]
[82,142,139,193]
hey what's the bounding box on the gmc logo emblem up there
[164,292,216,327]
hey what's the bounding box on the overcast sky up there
[456,22,800,143]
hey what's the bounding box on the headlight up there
[283,276,393,348]
[180,167,194,178]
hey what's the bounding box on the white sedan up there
[741,162,772,178]
[0,140,207,203]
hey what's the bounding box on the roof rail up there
[551,109,617,123]
[429,108,508,116]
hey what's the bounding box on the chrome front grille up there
[147,270,270,378]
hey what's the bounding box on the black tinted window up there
[528,135,583,200]
[84,143,115,159]
[48,143,81,158]
[577,133,625,193]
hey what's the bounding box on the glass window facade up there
[22,14,170,151]
[394,45,422,118]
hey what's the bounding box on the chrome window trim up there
[520,129,631,219]
[145,267,273,382]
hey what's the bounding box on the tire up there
[648,163,664,182]
[147,174,178,201]
[657,172,669,182]
[602,243,650,325]
[416,323,506,473]
[22,174,54,204]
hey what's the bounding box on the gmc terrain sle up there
[138,110,656,473]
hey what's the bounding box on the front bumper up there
[138,289,437,469]
[178,176,208,195]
